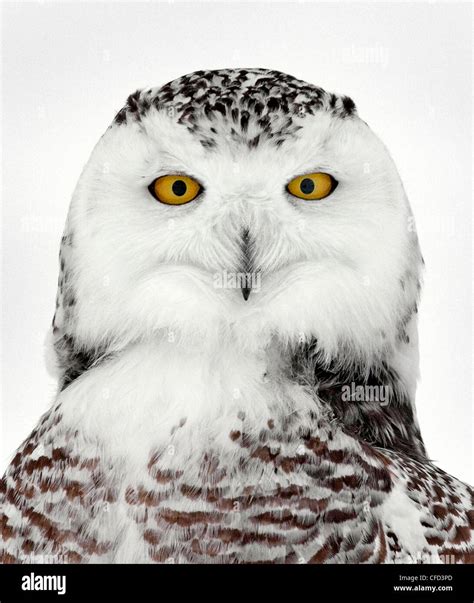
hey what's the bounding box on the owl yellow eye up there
[148,175,202,205]
[287,172,337,200]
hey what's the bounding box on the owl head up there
[50,69,423,451]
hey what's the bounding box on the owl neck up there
[290,336,426,460]
[56,329,426,464]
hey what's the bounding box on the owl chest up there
[59,343,391,562]
[118,416,388,563]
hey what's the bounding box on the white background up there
[1,1,472,482]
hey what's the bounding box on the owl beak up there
[241,283,252,301]
[240,229,253,301]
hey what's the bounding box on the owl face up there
[62,69,420,367]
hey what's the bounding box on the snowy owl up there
[1,69,472,564]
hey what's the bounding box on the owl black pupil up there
[172,180,187,196]
[300,178,315,194]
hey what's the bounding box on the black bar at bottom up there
[0,563,472,601]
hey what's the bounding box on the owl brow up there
[146,159,202,180]
[286,165,334,182]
